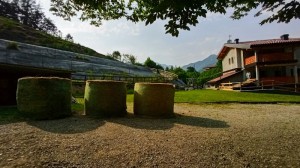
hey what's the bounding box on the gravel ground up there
[0,103,300,168]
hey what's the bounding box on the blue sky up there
[40,1,300,67]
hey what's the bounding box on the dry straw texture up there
[17,77,72,120]
[84,80,127,117]
[134,83,175,118]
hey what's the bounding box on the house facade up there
[209,34,300,88]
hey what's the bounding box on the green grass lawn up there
[174,90,300,103]
[0,106,23,123]
[72,98,84,114]
[126,90,300,103]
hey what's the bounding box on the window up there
[228,58,231,65]
[275,71,281,77]
[231,57,234,64]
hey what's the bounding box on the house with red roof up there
[208,34,300,89]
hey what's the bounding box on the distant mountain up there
[182,54,218,71]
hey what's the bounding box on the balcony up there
[244,52,296,66]
[244,56,256,65]
[260,76,296,85]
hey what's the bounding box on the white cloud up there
[202,12,226,22]
[51,17,141,37]
[40,1,140,37]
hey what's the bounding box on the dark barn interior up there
[0,64,71,106]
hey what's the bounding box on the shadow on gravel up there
[27,116,104,134]
[171,114,230,128]
[109,113,229,130]
[109,118,174,130]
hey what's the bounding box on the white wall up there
[222,48,242,72]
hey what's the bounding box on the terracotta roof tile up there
[208,70,240,83]
[240,38,300,47]
[218,37,300,60]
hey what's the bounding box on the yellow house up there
[209,34,300,89]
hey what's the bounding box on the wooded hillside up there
[0,16,106,58]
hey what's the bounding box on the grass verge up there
[174,90,300,103]
[126,89,300,103]
[0,106,23,123]
[1,89,299,122]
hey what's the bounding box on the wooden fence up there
[72,74,175,84]
[220,80,299,93]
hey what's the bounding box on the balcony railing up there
[258,53,294,62]
[244,52,295,66]
[261,76,296,85]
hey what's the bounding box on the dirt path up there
[1,103,300,167]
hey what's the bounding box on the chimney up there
[280,34,289,40]
[227,39,232,43]
[235,39,239,44]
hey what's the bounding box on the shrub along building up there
[208,34,300,90]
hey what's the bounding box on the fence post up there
[240,82,242,91]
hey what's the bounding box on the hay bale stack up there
[17,77,72,120]
[134,83,175,118]
[84,80,127,117]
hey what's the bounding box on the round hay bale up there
[17,77,72,120]
[134,83,175,118]
[84,80,127,117]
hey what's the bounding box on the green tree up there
[134,62,144,67]
[170,67,188,83]
[0,0,60,36]
[50,0,299,37]
[143,57,164,70]
[65,33,73,42]
[230,0,300,25]
[197,61,222,87]
[185,66,200,85]
[107,51,122,61]
[122,54,137,64]
[156,64,164,70]
[169,66,174,71]
[0,0,20,21]
[186,66,196,73]
[144,57,157,68]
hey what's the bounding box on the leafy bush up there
[6,42,19,50]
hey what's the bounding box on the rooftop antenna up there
[227,35,232,43]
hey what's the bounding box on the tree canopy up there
[106,51,122,61]
[144,57,163,70]
[122,54,137,64]
[1,0,60,36]
[50,0,299,36]
[166,61,222,87]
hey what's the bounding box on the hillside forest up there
[0,0,108,58]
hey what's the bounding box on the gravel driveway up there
[1,103,300,167]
